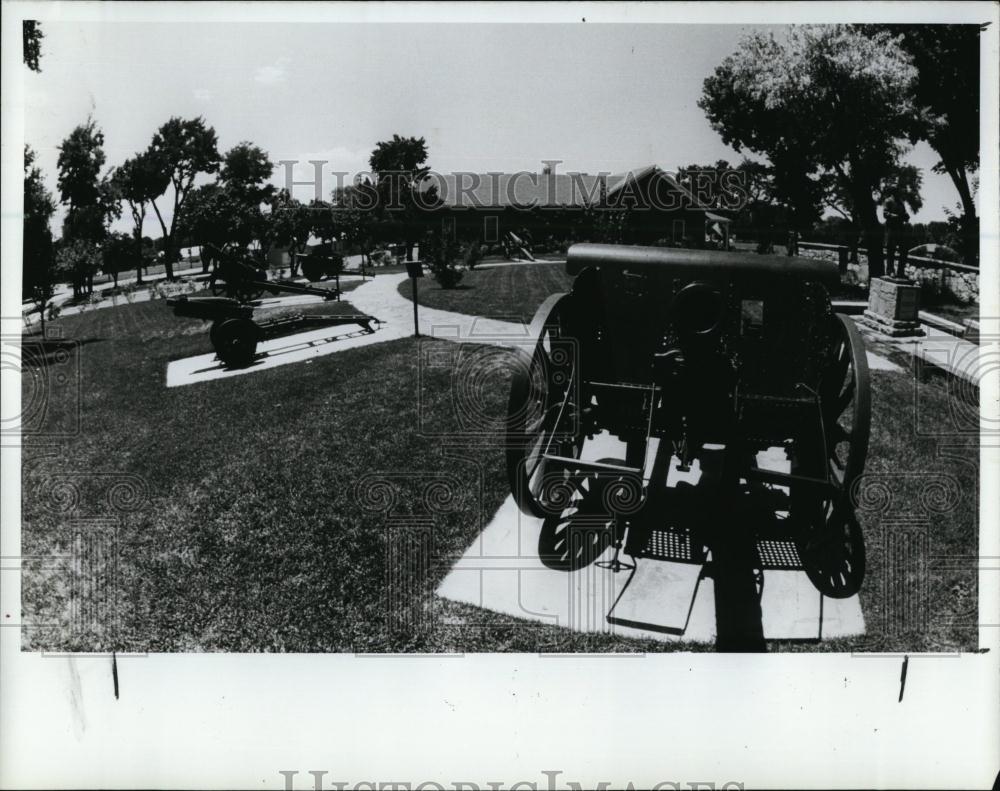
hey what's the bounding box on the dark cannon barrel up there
[166,295,254,321]
[566,243,839,285]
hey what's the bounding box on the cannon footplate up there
[636,526,706,564]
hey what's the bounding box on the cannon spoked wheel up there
[537,480,615,571]
[797,313,872,598]
[209,274,227,297]
[233,272,267,304]
[506,293,584,518]
[213,317,259,369]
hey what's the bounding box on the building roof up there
[422,164,718,213]
[423,172,605,209]
[705,211,732,223]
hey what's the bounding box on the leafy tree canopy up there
[147,116,220,196]
[23,20,42,72]
[699,25,921,272]
[57,118,107,211]
[220,142,276,207]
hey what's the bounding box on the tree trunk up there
[134,232,144,285]
[946,166,978,265]
[150,199,174,280]
[854,193,884,279]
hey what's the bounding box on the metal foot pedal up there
[606,559,704,635]
[606,527,706,635]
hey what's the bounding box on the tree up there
[23,20,43,72]
[56,118,120,295]
[265,189,313,276]
[219,142,275,207]
[146,116,220,279]
[55,238,102,301]
[368,135,439,260]
[177,183,238,266]
[102,231,134,289]
[700,26,920,277]
[57,118,107,240]
[23,146,57,333]
[868,24,983,264]
[308,199,338,249]
[112,152,162,284]
[333,181,378,265]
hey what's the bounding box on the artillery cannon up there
[207,248,354,303]
[505,244,871,608]
[167,295,381,368]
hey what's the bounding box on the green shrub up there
[463,241,483,270]
[422,232,463,289]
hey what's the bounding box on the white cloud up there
[254,57,291,85]
[193,88,213,102]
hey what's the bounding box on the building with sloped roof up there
[418,164,731,249]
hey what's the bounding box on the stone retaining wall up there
[796,243,978,304]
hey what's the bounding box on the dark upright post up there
[413,277,420,337]
[406,259,423,337]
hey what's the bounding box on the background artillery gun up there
[208,250,345,303]
[166,295,382,368]
[169,250,381,368]
[505,243,871,615]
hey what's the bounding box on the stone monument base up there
[861,276,925,337]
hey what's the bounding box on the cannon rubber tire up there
[209,320,224,350]
[213,318,259,368]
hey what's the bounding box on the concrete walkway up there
[164,273,535,388]
[437,435,864,645]
[165,268,906,387]
[856,319,992,386]
[24,268,367,326]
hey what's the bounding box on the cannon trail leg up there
[710,445,766,652]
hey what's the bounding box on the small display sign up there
[741,299,765,334]
[406,261,424,279]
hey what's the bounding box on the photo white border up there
[2,2,997,788]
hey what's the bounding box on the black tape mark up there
[898,654,909,702]
[112,652,119,700]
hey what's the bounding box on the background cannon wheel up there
[506,293,584,518]
[209,320,224,349]
[301,258,324,282]
[213,318,259,368]
[209,274,227,297]
[795,313,872,598]
[233,270,267,303]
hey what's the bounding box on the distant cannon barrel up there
[566,243,839,285]
[166,295,254,321]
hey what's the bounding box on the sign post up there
[405,260,424,337]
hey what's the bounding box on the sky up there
[20,20,966,238]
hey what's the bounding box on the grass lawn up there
[20,301,682,653]
[399,262,576,324]
[21,288,978,652]
[396,260,903,321]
